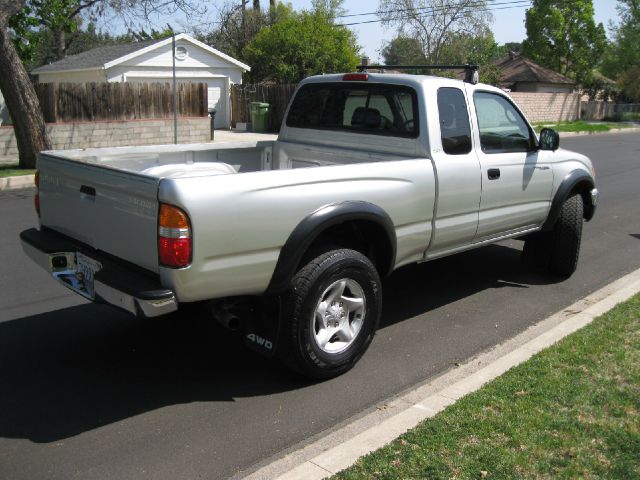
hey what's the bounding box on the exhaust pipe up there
[209,300,241,331]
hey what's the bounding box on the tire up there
[548,193,583,277]
[278,249,382,379]
[522,194,583,277]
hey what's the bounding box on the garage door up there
[206,78,228,129]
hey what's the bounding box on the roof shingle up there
[32,38,164,74]
[493,53,575,85]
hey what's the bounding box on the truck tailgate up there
[38,154,160,273]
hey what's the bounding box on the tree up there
[9,0,78,63]
[381,36,426,65]
[601,0,640,80]
[195,1,292,60]
[522,0,607,85]
[437,28,498,65]
[617,67,640,102]
[311,0,347,19]
[2,0,202,168]
[377,0,493,64]
[0,0,50,168]
[497,41,522,56]
[242,9,359,83]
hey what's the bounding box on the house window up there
[175,46,188,60]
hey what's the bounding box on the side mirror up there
[539,128,560,151]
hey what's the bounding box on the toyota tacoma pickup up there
[21,70,598,378]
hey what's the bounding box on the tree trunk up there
[53,29,66,60]
[0,12,51,168]
[269,0,276,23]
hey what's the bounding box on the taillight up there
[34,170,40,217]
[343,73,369,81]
[158,203,192,268]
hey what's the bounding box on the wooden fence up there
[231,83,297,132]
[35,82,208,123]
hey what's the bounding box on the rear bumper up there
[20,228,178,318]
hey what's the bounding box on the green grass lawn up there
[0,164,35,178]
[334,295,640,479]
[534,120,632,134]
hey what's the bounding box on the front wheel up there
[278,249,382,379]
[523,193,584,277]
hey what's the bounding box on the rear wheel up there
[278,249,381,379]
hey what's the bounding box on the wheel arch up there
[542,170,595,231]
[265,201,397,294]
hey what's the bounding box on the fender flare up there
[265,201,397,294]
[542,170,595,231]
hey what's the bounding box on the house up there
[31,34,250,129]
[492,52,575,93]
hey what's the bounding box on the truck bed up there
[37,140,423,277]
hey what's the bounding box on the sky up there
[147,0,620,62]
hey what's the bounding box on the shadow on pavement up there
[0,243,559,443]
[380,243,556,328]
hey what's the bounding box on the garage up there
[33,34,250,130]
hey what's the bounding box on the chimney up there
[361,56,370,67]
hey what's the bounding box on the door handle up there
[487,168,501,180]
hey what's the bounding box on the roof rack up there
[356,64,480,84]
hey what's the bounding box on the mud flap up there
[242,296,281,358]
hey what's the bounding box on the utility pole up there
[169,26,178,145]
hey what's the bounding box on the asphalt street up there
[1,132,639,479]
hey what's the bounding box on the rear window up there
[286,83,419,138]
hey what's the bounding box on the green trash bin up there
[250,102,270,132]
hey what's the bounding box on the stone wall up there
[0,117,211,160]
[509,92,580,123]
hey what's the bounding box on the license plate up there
[51,252,102,300]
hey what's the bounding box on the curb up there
[0,175,35,191]
[241,267,640,480]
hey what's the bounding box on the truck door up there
[426,86,482,255]
[468,90,554,241]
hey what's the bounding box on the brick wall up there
[0,117,211,159]
[509,92,580,123]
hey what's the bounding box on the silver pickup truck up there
[21,72,598,378]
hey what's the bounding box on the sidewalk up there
[241,267,640,479]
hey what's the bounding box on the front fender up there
[542,170,596,231]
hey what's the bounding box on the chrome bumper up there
[20,228,178,318]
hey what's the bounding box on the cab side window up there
[474,92,534,153]
[437,87,472,155]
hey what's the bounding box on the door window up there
[437,87,472,155]
[474,92,534,153]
